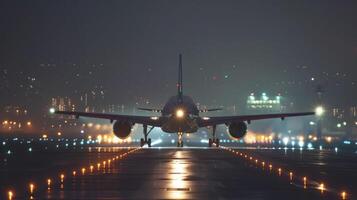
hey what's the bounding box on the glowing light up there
[303,177,307,188]
[81,168,86,174]
[341,191,347,199]
[49,108,55,114]
[150,116,159,120]
[269,164,273,170]
[8,190,14,200]
[27,121,32,126]
[175,109,185,118]
[57,132,62,136]
[315,106,325,116]
[60,174,65,183]
[289,172,293,181]
[29,183,35,194]
[90,165,94,172]
[278,168,282,176]
[42,134,48,139]
[47,179,51,189]
[72,171,76,176]
[319,183,325,193]
[326,136,332,143]
[283,137,289,146]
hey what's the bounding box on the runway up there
[1,144,352,199]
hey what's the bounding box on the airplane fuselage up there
[161,95,200,133]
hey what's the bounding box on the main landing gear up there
[208,125,220,147]
[177,132,184,147]
[140,125,154,147]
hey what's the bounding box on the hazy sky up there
[1,0,356,112]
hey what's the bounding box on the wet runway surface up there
[2,144,353,199]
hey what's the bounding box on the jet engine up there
[228,121,247,139]
[113,121,132,139]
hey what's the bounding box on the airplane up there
[51,54,315,147]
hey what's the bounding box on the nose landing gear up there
[177,132,184,147]
[140,125,154,147]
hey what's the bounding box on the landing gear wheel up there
[208,139,213,147]
[140,138,145,147]
[215,138,220,147]
[148,138,152,147]
[177,141,183,147]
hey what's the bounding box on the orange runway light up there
[47,179,51,189]
[289,172,293,181]
[278,168,282,176]
[269,164,273,170]
[303,177,307,188]
[8,190,14,200]
[60,174,65,183]
[81,168,86,174]
[341,191,347,199]
[97,163,101,169]
[90,165,94,172]
[319,183,325,193]
[262,162,265,167]
[73,170,77,176]
[29,183,35,194]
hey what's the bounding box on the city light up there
[49,108,55,114]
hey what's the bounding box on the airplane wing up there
[197,112,315,127]
[137,107,162,113]
[54,111,164,127]
[199,108,222,113]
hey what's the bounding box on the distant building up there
[246,93,285,113]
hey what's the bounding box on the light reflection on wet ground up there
[1,146,354,199]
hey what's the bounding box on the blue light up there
[307,143,313,149]
[343,140,351,145]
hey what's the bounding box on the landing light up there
[176,109,185,118]
[315,106,324,116]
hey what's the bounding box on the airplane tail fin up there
[177,54,183,102]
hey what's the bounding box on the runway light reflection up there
[221,146,349,199]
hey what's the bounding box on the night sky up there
[1,1,357,114]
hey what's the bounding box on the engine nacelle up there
[228,121,247,139]
[113,121,132,139]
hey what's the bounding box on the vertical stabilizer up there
[177,54,183,102]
